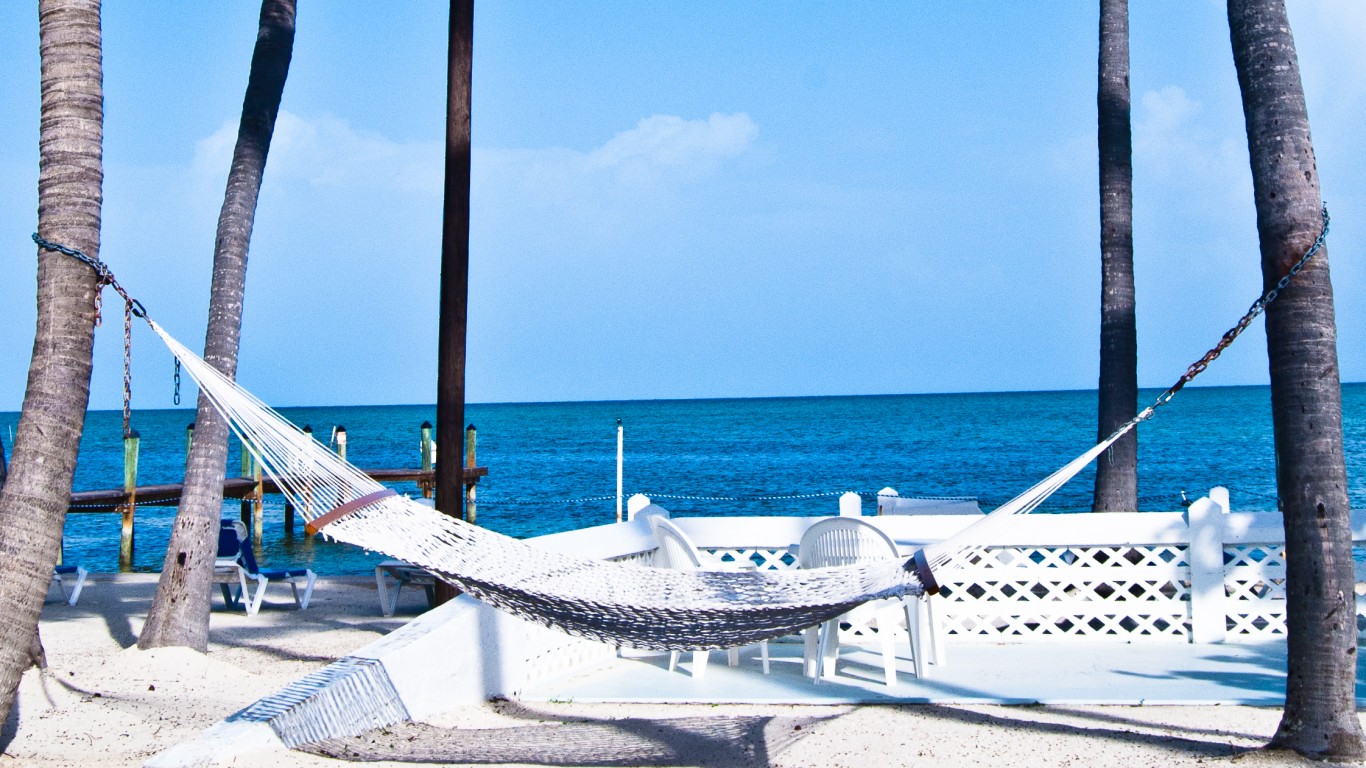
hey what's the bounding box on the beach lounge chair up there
[375,559,437,617]
[214,520,316,616]
[799,517,939,684]
[649,514,770,678]
[50,564,88,606]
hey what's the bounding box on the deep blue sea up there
[3,383,1363,575]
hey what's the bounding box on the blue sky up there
[0,1,1362,410]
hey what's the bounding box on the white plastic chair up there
[648,515,769,678]
[798,517,939,685]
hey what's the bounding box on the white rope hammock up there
[152,321,1131,651]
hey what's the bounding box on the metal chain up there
[1129,203,1331,431]
[31,234,148,319]
[173,359,182,406]
[122,299,133,437]
[32,233,150,429]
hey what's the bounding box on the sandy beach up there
[6,573,1360,767]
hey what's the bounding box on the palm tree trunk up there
[1093,0,1138,513]
[138,0,295,651]
[0,0,104,727]
[1227,0,1364,759]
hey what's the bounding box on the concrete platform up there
[524,638,1366,707]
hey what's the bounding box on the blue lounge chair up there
[214,520,316,616]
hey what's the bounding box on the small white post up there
[627,493,651,520]
[1186,492,1228,643]
[616,419,624,523]
[839,491,863,517]
[876,487,899,515]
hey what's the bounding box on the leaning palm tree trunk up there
[0,0,104,728]
[1227,0,1364,759]
[1093,0,1138,513]
[138,0,295,651]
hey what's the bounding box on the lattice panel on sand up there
[702,547,797,570]
[934,544,1191,641]
[1224,544,1287,637]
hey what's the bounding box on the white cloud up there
[475,112,759,208]
[587,113,759,186]
[192,111,443,195]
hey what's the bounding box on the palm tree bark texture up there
[1227,0,1364,759]
[0,0,104,729]
[138,0,295,651]
[1093,0,1138,513]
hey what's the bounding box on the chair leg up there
[299,571,316,610]
[668,651,680,673]
[246,575,269,616]
[726,647,739,667]
[905,601,925,678]
[760,640,770,675]
[67,567,88,606]
[877,607,898,687]
[803,626,819,679]
[374,566,394,617]
[691,650,709,679]
[814,618,839,684]
[925,595,946,667]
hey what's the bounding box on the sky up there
[0,1,1363,411]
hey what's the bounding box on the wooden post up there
[434,0,474,605]
[334,424,347,463]
[184,422,195,469]
[616,418,624,523]
[120,429,140,571]
[251,447,263,542]
[240,441,253,525]
[464,423,476,524]
[420,420,434,498]
[301,424,314,526]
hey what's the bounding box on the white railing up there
[645,488,1366,645]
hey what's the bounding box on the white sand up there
[7,573,1359,767]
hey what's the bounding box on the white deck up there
[525,638,1358,707]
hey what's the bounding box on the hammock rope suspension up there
[29,204,1330,647]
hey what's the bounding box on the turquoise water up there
[2,383,1363,575]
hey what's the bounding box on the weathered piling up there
[464,424,477,524]
[119,429,139,571]
[240,441,263,540]
[419,420,434,498]
[184,422,194,469]
[334,424,347,463]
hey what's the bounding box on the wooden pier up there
[66,421,487,570]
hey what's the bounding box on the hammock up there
[43,203,1321,652]
[149,322,1137,651]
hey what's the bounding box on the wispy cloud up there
[192,111,443,195]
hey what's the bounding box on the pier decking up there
[67,466,489,512]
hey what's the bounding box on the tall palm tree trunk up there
[1093,0,1138,513]
[1227,0,1364,758]
[138,0,295,651]
[0,0,104,728]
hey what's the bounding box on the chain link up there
[122,300,133,437]
[33,233,150,430]
[1132,203,1330,430]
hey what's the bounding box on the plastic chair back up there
[798,517,899,569]
[649,516,704,570]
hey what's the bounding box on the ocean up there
[3,383,1363,575]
